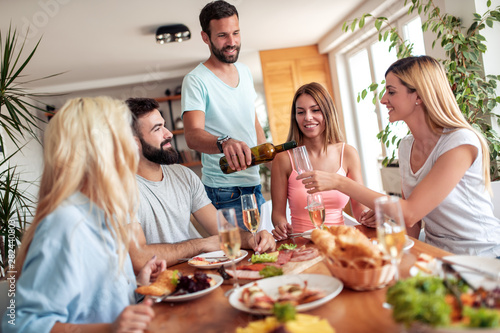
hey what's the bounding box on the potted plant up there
[343,0,500,181]
[0,25,57,276]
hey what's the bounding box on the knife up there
[288,231,312,238]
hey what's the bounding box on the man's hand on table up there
[252,230,277,253]
[199,235,222,253]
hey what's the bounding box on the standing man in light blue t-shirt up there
[182,0,267,230]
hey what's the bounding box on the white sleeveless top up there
[399,128,500,257]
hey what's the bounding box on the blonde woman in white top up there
[298,56,500,256]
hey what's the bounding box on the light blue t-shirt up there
[2,193,137,332]
[181,62,260,188]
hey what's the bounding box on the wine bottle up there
[219,141,297,174]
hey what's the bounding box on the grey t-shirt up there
[136,164,212,244]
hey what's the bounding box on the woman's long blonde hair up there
[386,56,491,190]
[287,82,344,151]
[15,96,139,277]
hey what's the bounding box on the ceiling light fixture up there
[156,24,191,44]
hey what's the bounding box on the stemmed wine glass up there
[307,193,325,229]
[375,196,407,282]
[241,193,261,254]
[292,145,313,175]
[217,208,241,296]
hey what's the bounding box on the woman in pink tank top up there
[271,83,374,239]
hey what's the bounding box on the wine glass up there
[307,193,325,229]
[217,208,241,296]
[240,193,261,254]
[375,196,407,282]
[292,146,313,175]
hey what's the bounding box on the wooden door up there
[260,45,334,144]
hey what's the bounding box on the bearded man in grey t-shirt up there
[125,98,276,269]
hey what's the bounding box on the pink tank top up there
[287,144,350,233]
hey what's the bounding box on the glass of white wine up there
[217,208,241,296]
[292,146,313,175]
[375,196,407,282]
[307,193,325,229]
[241,193,261,254]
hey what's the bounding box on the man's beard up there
[140,137,179,165]
[210,39,240,64]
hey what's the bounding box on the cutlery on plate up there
[177,256,230,263]
[288,232,312,238]
[438,257,499,280]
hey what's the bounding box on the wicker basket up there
[323,257,395,291]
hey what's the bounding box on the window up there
[339,14,425,193]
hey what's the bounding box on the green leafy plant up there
[0,150,35,275]
[342,0,500,180]
[0,25,60,276]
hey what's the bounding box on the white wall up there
[3,50,268,201]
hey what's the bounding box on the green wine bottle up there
[219,141,297,174]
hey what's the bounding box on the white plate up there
[162,274,223,302]
[372,236,414,251]
[187,250,248,269]
[404,237,415,251]
[442,255,500,291]
[228,274,343,315]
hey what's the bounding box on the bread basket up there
[323,256,395,291]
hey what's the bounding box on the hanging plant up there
[342,0,500,180]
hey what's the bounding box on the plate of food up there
[386,275,500,331]
[228,274,343,315]
[404,236,415,251]
[135,270,223,303]
[225,246,322,281]
[441,255,500,291]
[164,274,223,302]
[410,253,440,276]
[188,250,248,269]
[236,303,336,333]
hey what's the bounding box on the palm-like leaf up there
[0,148,36,272]
[1,25,62,148]
[0,24,59,276]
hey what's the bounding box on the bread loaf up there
[135,269,177,296]
[312,226,384,269]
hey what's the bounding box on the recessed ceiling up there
[1,0,366,93]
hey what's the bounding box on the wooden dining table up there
[146,226,452,333]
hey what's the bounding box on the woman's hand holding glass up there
[375,196,407,282]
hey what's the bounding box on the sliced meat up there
[289,247,319,262]
[275,250,294,265]
[237,263,268,271]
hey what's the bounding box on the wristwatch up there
[217,135,230,153]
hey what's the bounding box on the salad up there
[386,275,500,329]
